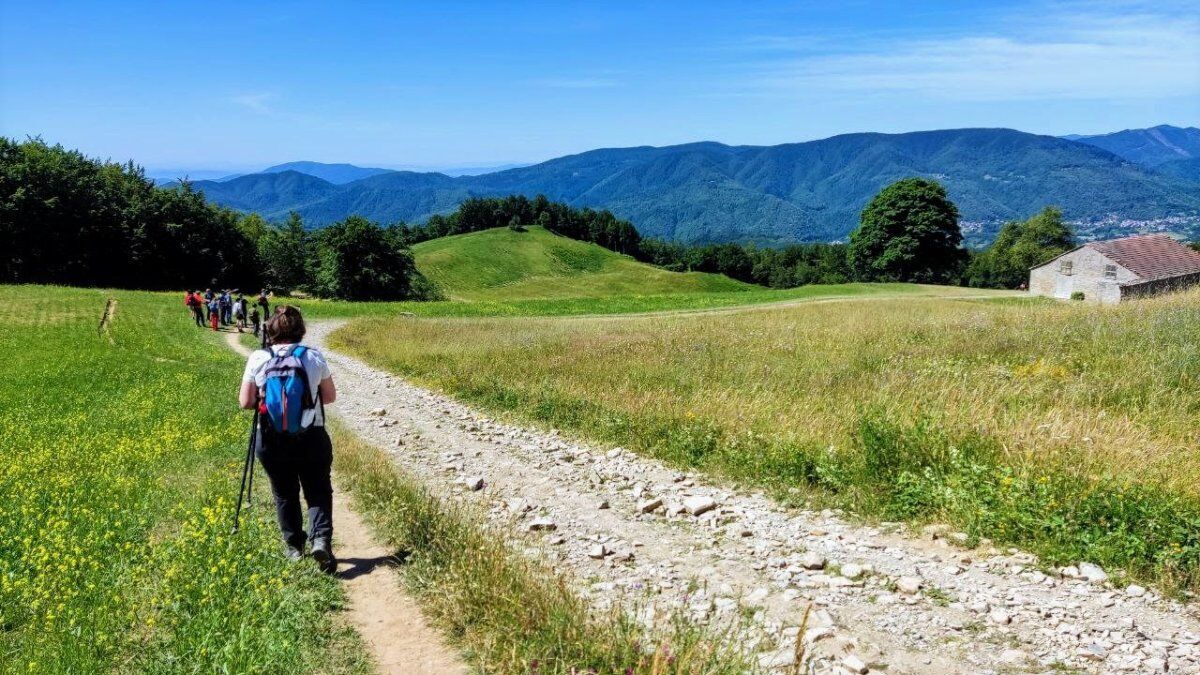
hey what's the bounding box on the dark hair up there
[266,305,306,344]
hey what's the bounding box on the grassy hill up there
[412,225,753,301]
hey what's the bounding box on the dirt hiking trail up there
[225,332,467,675]
[304,320,1200,674]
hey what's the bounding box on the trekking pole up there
[231,412,257,533]
[232,329,270,533]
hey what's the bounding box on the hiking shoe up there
[311,539,337,574]
[284,545,305,562]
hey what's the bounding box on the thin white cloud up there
[527,77,619,89]
[231,92,276,113]
[740,9,1200,102]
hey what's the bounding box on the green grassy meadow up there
[0,286,368,673]
[287,280,1002,319]
[256,226,1012,319]
[332,289,1200,591]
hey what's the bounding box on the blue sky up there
[2,0,1197,174]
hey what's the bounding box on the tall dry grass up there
[336,293,1200,493]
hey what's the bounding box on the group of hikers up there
[184,288,271,335]
[184,290,340,573]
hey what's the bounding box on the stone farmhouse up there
[1029,233,1200,303]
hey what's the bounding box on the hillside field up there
[331,289,1200,591]
[411,226,751,300]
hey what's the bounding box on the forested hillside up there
[186,128,1200,244]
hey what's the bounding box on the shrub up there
[1071,291,1085,301]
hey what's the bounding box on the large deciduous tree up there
[312,216,422,300]
[257,212,313,292]
[966,207,1075,288]
[848,178,966,283]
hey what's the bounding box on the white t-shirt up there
[242,343,332,427]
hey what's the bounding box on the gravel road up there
[310,321,1200,674]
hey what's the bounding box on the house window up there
[1104,264,1117,280]
[1060,260,1073,275]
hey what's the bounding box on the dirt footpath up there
[307,320,1200,674]
[225,332,467,675]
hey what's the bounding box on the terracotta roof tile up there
[1086,234,1200,282]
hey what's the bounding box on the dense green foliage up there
[257,213,314,292]
[0,138,260,289]
[187,128,1200,244]
[0,138,432,300]
[966,207,1076,288]
[637,239,851,286]
[0,286,367,672]
[849,178,966,283]
[312,216,428,300]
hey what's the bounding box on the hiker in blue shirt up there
[238,306,339,572]
[203,288,215,324]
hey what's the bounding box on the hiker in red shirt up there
[186,291,204,327]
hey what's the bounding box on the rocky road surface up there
[310,322,1200,674]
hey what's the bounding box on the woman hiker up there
[238,306,339,572]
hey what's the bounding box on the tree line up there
[635,178,1076,289]
[0,138,431,300]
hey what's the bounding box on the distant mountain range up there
[182,126,1200,245]
[258,161,394,184]
[1065,125,1200,167]
[151,161,530,185]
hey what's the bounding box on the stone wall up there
[1120,272,1200,300]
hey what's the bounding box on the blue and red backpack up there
[257,345,320,434]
